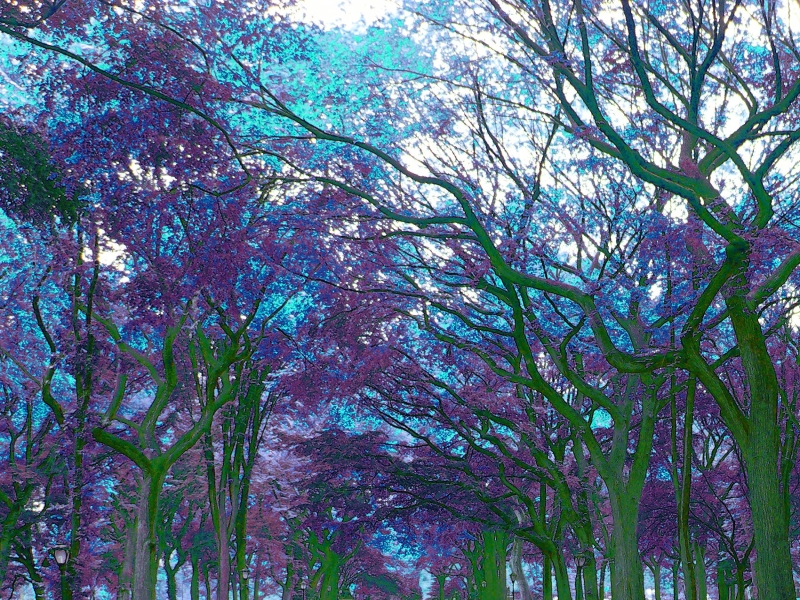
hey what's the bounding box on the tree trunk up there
[693,543,706,600]
[581,557,599,600]
[551,553,572,600]
[216,511,231,600]
[598,561,606,600]
[725,299,796,599]
[0,503,24,584]
[744,444,794,599]
[481,530,508,599]
[119,513,137,600]
[543,555,553,600]
[651,563,661,600]
[131,472,164,600]
[674,379,697,600]
[672,561,679,600]
[510,536,533,600]
[191,553,200,600]
[608,491,645,600]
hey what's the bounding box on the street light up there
[52,546,69,600]
[510,572,517,600]
[300,580,307,600]
[52,546,69,566]
[242,566,250,581]
[574,552,588,600]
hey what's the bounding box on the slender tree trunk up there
[0,503,24,583]
[510,536,533,600]
[543,555,553,600]
[166,562,178,600]
[598,561,606,600]
[693,543,706,600]
[735,570,746,600]
[15,545,45,600]
[191,553,200,600]
[651,564,661,600]
[216,511,231,600]
[235,487,250,600]
[672,561,679,600]
[675,379,698,600]
[205,563,213,600]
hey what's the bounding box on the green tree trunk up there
[551,554,572,600]
[191,553,200,600]
[727,301,796,599]
[543,555,553,600]
[130,469,166,600]
[652,563,661,600]
[608,492,645,600]
[672,562,679,600]
[693,543,706,600]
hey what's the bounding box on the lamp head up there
[52,546,69,566]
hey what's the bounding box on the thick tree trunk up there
[726,299,796,599]
[608,492,645,600]
[481,530,507,599]
[582,559,599,600]
[551,553,572,600]
[131,473,163,600]
[745,446,794,599]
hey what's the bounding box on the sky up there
[295,0,399,31]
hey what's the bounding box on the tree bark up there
[543,555,553,600]
[191,552,200,600]
[693,543,706,600]
[608,491,645,600]
[131,471,165,600]
[551,553,572,600]
[726,301,796,599]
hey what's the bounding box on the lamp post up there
[300,580,307,600]
[574,553,588,600]
[240,566,250,600]
[52,546,69,600]
[510,571,516,600]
